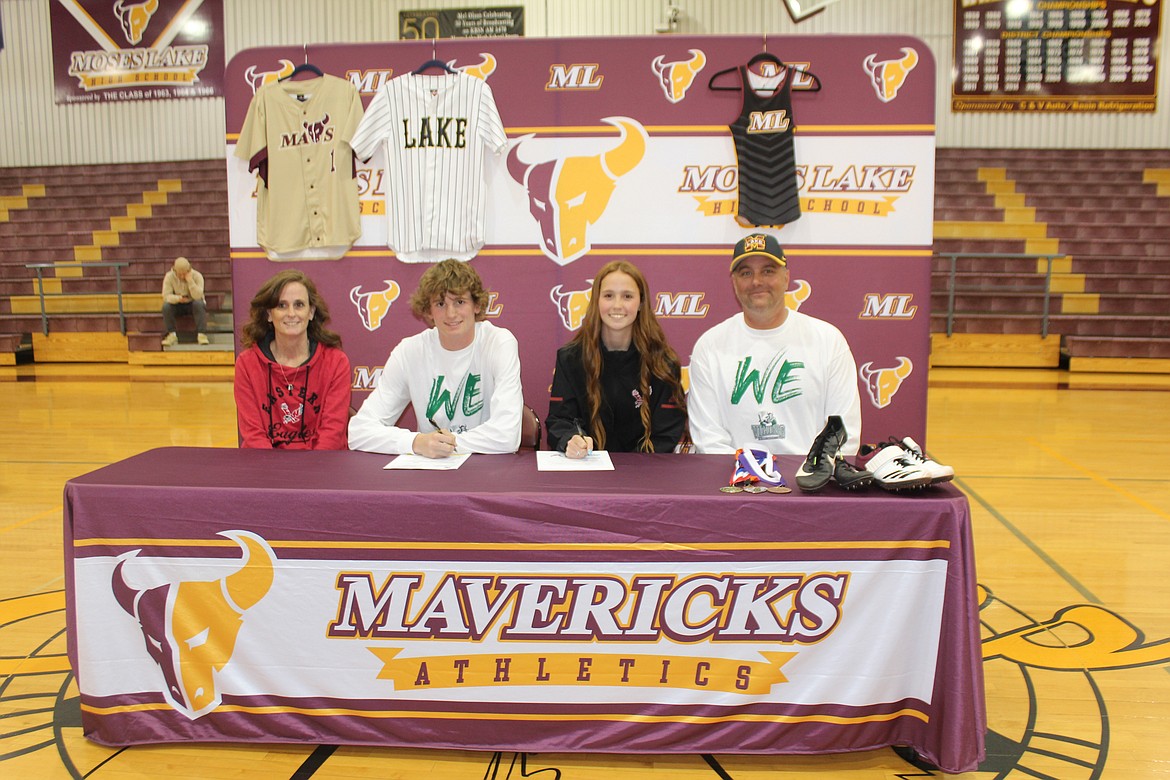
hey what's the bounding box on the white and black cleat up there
[861,443,932,491]
[898,436,955,484]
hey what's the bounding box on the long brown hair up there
[568,261,685,452]
[241,270,342,349]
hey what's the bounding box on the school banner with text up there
[50,0,225,104]
[225,35,935,446]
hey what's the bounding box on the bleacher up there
[4,153,1169,372]
[932,148,1170,372]
[0,160,232,366]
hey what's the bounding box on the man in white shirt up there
[687,233,862,455]
[348,259,523,457]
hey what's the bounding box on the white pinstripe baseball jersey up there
[350,72,508,264]
[235,74,364,261]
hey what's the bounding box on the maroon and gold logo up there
[650,49,706,103]
[350,281,402,332]
[859,356,913,409]
[244,59,295,93]
[507,117,648,265]
[111,531,276,719]
[550,282,593,331]
[863,47,919,103]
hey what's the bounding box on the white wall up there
[2,0,1169,166]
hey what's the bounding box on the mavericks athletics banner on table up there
[63,447,985,772]
[50,0,225,104]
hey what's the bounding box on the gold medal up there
[719,485,744,494]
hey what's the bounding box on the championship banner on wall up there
[73,530,948,746]
[224,34,935,446]
[50,0,224,104]
[953,0,1162,112]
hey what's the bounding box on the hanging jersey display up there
[730,65,802,228]
[350,72,509,263]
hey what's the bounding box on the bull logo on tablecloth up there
[350,280,401,331]
[111,531,276,719]
[859,356,913,409]
[651,49,706,103]
[507,117,647,265]
[863,47,919,103]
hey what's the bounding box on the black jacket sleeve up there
[648,361,687,453]
[546,345,587,452]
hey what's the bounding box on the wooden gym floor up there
[2,363,1169,779]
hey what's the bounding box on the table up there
[64,447,985,773]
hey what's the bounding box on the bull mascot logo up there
[785,279,812,312]
[450,53,498,81]
[859,356,913,409]
[863,47,919,103]
[550,281,593,331]
[113,0,159,45]
[651,49,706,103]
[351,280,402,331]
[244,60,296,93]
[111,531,277,720]
[304,113,331,143]
[507,116,648,266]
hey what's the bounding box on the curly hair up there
[241,270,342,349]
[568,260,686,452]
[409,259,490,323]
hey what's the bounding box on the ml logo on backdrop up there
[859,293,918,320]
[545,63,604,90]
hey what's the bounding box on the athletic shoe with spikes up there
[897,436,954,484]
[833,455,873,490]
[859,442,932,492]
[796,415,846,492]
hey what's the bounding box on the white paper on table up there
[384,453,471,470]
[536,450,614,471]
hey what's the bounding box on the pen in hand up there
[426,417,456,457]
[570,418,593,458]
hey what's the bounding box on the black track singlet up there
[730,65,801,227]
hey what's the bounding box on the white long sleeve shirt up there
[687,310,862,456]
[348,321,522,455]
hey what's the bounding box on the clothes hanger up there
[280,46,324,80]
[707,35,822,92]
[412,38,458,74]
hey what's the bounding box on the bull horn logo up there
[863,47,919,103]
[112,531,277,719]
[350,281,401,332]
[450,53,497,81]
[549,281,593,331]
[244,60,296,93]
[651,49,706,103]
[785,279,812,311]
[858,356,913,409]
[507,117,648,266]
[112,0,159,45]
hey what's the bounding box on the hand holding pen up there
[566,418,594,460]
[413,416,457,458]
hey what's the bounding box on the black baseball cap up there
[730,233,787,272]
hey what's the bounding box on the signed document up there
[384,453,471,470]
[536,450,614,471]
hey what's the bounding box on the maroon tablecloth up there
[64,447,985,772]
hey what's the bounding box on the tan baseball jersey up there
[350,72,508,263]
[235,74,364,261]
